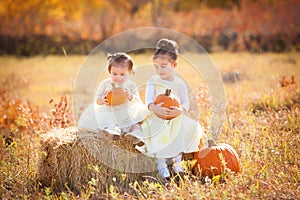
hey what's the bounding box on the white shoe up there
[172,154,184,173]
[157,158,171,178]
[173,163,184,174]
[158,166,171,179]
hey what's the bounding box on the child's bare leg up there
[125,123,144,146]
[101,127,121,141]
[130,123,142,132]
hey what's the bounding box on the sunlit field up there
[0,52,299,199]
[1,52,299,108]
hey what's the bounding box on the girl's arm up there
[94,80,109,105]
[145,78,155,106]
[146,78,170,117]
[179,80,189,112]
[127,81,141,101]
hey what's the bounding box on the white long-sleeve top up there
[145,75,189,112]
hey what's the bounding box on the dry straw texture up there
[39,127,157,192]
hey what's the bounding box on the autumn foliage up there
[0,0,299,55]
[0,74,74,146]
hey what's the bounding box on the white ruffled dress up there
[136,75,203,158]
[78,78,149,133]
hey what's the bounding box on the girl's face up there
[153,57,177,81]
[110,64,129,84]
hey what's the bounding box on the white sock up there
[156,158,170,178]
[172,154,184,173]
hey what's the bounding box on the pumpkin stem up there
[165,89,171,96]
[111,82,121,89]
[111,82,115,89]
[208,139,217,147]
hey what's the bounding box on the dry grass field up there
[0,52,299,199]
[1,52,298,108]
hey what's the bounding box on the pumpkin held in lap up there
[106,83,128,106]
[154,89,180,120]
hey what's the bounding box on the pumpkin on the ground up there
[193,140,241,178]
[106,83,128,106]
[154,89,180,120]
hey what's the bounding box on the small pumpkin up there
[154,89,180,120]
[193,140,241,178]
[106,83,128,106]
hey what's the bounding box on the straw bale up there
[38,127,157,192]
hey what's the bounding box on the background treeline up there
[0,0,299,56]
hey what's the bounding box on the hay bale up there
[38,127,157,192]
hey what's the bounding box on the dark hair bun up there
[156,38,178,54]
[107,53,120,62]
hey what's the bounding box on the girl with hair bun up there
[136,39,203,181]
[78,52,148,144]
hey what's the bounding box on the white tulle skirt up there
[78,96,149,132]
[135,114,203,158]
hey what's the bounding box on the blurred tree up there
[0,0,83,37]
[110,0,151,16]
[150,0,179,26]
[0,0,299,54]
[174,0,203,11]
[205,0,241,9]
[81,0,118,39]
[175,0,242,11]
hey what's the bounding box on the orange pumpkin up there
[154,89,180,120]
[193,140,241,178]
[106,83,128,106]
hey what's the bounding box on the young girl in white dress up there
[136,39,203,180]
[78,53,149,143]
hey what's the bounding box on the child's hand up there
[124,89,133,101]
[167,106,183,118]
[150,103,182,119]
[149,102,168,116]
[96,95,108,105]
